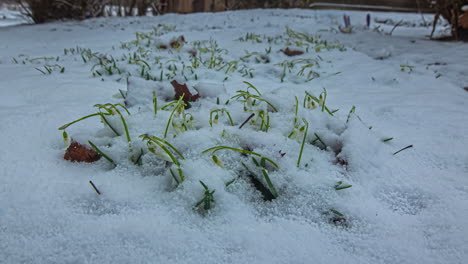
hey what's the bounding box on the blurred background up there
[0,1,467,40]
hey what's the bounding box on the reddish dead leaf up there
[283,47,304,56]
[170,35,186,49]
[64,141,101,163]
[171,80,200,103]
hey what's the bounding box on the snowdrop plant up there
[201,146,279,170]
[58,103,130,137]
[88,140,116,166]
[209,108,234,127]
[195,181,216,212]
[335,181,352,191]
[162,96,193,138]
[201,146,279,198]
[296,118,309,168]
[304,90,334,116]
[231,82,278,112]
[241,156,279,199]
[230,82,277,132]
[139,134,186,184]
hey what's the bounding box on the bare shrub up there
[427,0,468,40]
[16,0,110,23]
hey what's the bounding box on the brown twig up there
[389,20,403,36]
[239,113,255,129]
[89,180,101,195]
[393,145,413,155]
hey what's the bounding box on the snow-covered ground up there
[0,8,467,264]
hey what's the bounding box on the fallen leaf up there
[64,141,101,163]
[283,47,304,56]
[171,80,200,103]
[170,35,186,49]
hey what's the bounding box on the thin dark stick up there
[389,20,403,36]
[239,113,255,129]
[393,145,413,155]
[89,180,101,195]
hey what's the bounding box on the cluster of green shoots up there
[236,28,346,82]
[285,27,346,52]
[57,79,366,220]
[160,95,194,138]
[231,81,278,132]
[35,26,348,86]
[10,55,66,75]
[400,64,415,73]
[120,24,177,49]
[51,26,362,217]
[201,146,280,200]
[276,58,321,82]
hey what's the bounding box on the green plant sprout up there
[329,209,344,217]
[88,140,116,166]
[346,106,356,123]
[162,96,193,138]
[195,181,216,211]
[202,146,279,169]
[58,112,105,131]
[242,156,279,199]
[275,58,319,82]
[304,90,334,116]
[237,32,263,43]
[312,133,327,149]
[335,181,352,190]
[94,103,131,142]
[209,109,234,127]
[288,96,302,139]
[140,134,185,184]
[296,118,309,168]
[257,110,270,132]
[152,91,158,117]
[231,82,278,112]
[400,64,414,73]
[240,51,270,64]
[297,63,320,81]
[35,64,65,75]
[62,130,70,148]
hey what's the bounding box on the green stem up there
[58,113,102,130]
[88,140,116,166]
[201,146,278,168]
[297,118,309,168]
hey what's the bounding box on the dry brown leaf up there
[64,141,101,163]
[283,47,304,56]
[170,35,186,49]
[171,80,200,103]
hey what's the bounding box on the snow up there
[0,5,29,27]
[1,8,468,264]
